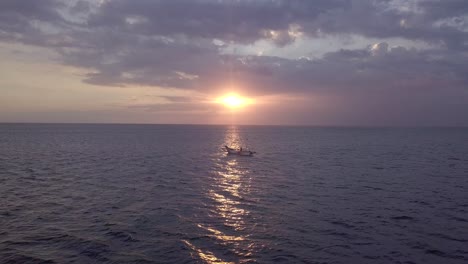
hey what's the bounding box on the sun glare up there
[217,94,253,109]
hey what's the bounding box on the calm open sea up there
[0,124,467,263]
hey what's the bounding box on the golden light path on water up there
[182,240,235,264]
[183,126,257,263]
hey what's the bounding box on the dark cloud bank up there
[1,0,467,125]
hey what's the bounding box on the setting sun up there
[216,94,253,109]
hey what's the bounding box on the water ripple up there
[1,124,467,263]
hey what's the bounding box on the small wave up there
[25,233,112,262]
[105,231,138,242]
[409,200,431,206]
[327,230,353,239]
[425,249,466,260]
[330,221,355,229]
[1,240,36,247]
[449,215,468,223]
[428,233,467,242]
[0,252,56,264]
[363,255,381,259]
[391,216,415,221]
[1,211,13,217]
[271,254,299,262]
[363,185,384,191]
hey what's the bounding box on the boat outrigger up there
[224,146,256,156]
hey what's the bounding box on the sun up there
[223,95,244,107]
[216,94,253,109]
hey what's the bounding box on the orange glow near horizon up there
[216,93,254,109]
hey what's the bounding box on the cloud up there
[86,0,345,44]
[83,0,468,48]
[69,0,91,15]
[8,0,466,49]
[1,0,468,125]
[0,0,70,46]
[159,96,197,103]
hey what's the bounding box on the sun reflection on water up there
[185,126,257,263]
[223,126,245,150]
[182,239,235,264]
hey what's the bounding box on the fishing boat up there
[224,146,256,156]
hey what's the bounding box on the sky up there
[0,0,467,126]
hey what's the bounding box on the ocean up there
[0,124,467,263]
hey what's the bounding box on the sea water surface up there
[0,124,467,263]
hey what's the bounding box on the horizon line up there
[1,122,467,128]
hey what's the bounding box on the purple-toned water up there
[1,124,467,263]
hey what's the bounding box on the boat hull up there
[224,146,255,156]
